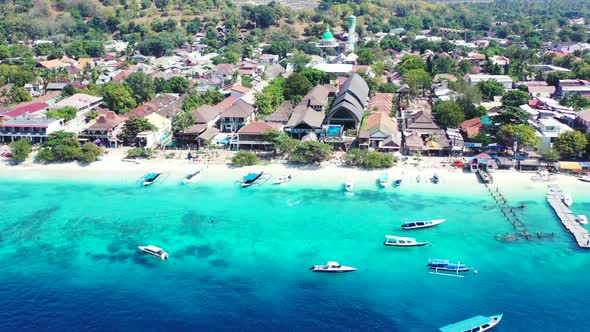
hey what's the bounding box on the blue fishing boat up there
[241,172,264,188]
[141,172,162,187]
[379,173,389,187]
[439,314,503,332]
[431,173,440,184]
[393,179,402,187]
[428,258,470,273]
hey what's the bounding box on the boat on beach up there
[241,172,264,188]
[401,219,446,230]
[379,173,389,187]
[384,235,428,247]
[345,179,354,192]
[431,173,440,184]
[141,172,164,186]
[138,245,169,260]
[393,179,402,187]
[428,258,470,273]
[273,175,292,185]
[576,215,588,225]
[579,175,590,183]
[439,314,503,332]
[562,194,573,206]
[309,261,357,273]
[182,168,202,184]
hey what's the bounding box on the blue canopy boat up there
[428,259,470,276]
[431,173,440,184]
[439,314,503,332]
[241,172,264,188]
[379,173,389,187]
[142,172,161,186]
[393,179,402,187]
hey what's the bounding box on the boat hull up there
[401,219,446,230]
[384,241,429,247]
[310,268,357,273]
[428,266,469,272]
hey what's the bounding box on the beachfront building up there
[0,118,65,143]
[80,111,125,147]
[219,100,255,133]
[135,113,172,148]
[404,110,452,156]
[232,121,281,150]
[325,74,369,132]
[536,118,573,149]
[265,101,294,125]
[175,105,222,148]
[284,85,331,139]
[358,112,401,152]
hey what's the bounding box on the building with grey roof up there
[325,74,369,131]
[0,117,65,143]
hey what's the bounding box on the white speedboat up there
[439,313,503,332]
[562,194,573,207]
[182,169,202,184]
[384,235,429,247]
[576,215,588,225]
[579,176,590,183]
[310,261,357,273]
[344,179,354,192]
[379,173,389,187]
[401,219,446,230]
[273,175,292,184]
[138,245,169,260]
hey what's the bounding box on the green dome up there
[322,29,334,40]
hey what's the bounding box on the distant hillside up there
[233,0,320,9]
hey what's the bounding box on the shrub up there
[231,151,259,166]
[9,139,32,162]
[79,142,103,163]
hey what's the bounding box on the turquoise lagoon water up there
[0,175,589,331]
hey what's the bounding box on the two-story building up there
[232,121,282,150]
[358,112,401,152]
[0,118,65,143]
[80,111,125,147]
[556,79,590,98]
[219,100,255,133]
[135,113,172,148]
[536,118,573,149]
[49,94,103,116]
[575,109,590,133]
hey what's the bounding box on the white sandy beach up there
[1,147,586,200]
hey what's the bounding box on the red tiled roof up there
[214,96,238,111]
[2,103,49,118]
[238,121,273,134]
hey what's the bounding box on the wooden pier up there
[547,186,590,248]
[484,183,527,232]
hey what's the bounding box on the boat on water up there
[379,173,389,187]
[138,245,169,260]
[439,314,503,332]
[579,176,590,183]
[428,259,470,272]
[309,261,357,273]
[241,172,264,188]
[401,219,446,230]
[273,175,292,185]
[142,172,162,186]
[345,179,354,192]
[393,179,402,187]
[384,235,428,247]
[182,169,202,184]
[576,215,588,225]
[431,173,440,184]
[562,194,573,206]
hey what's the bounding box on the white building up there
[0,118,65,143]
[536,118,573,149]
[135,113,172,148]
[466,74,513,89]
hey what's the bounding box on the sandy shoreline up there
[2,149,587,200]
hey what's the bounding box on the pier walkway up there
[484,183,527,232]
[547,185,590,248]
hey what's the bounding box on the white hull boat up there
[273,175,292,184]
[576,215,588,225]
[401,219,446,230]
[439,314,503,332]
[138,245,169,260]
[345,179,354,192]
[579,176,590,183]
[182,169,202,184]
[310,261,356,273]
[379,173,389,187]
[384,235,429,247]
[562,194,573,207]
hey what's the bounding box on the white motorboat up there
[344,179,354,192]
[138,245,169,260]
[401,219,446,230]
[562,194,573,207]
[579,176,590,183]
[182,169,202,184]
[384,235,429,247]
[310,261,357,273]
[576,215,588,225]
[439,314,503,332]
[379,173,389,187]
[273,175,292,184]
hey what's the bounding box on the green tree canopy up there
[554,130,588,158]
[290,141,333,163]
[121,118,157,142]
[494,106,529,125]
[560,93,590,111]
[402,69,431,96]
[231,151,259,166]
[101,83,137,114]
[397,55,427,75]
[501,90,530,108]
[496,124,540,152]
[79,142,103,163]
[172,111,194,132]
[45,106,78,121]
[9,139,32,163]
[284,72,312,101]
[124,72,156,104]
[477,80,504,100]
[181,90,225,112]
[433,101,465,128]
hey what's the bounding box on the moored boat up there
[384,235,428,247]
[379,173,389,187]
[273,175,292,185]
[579,176,590,183]
[182,169,202,184]
[427,258,469,272]
[138,245,169,260]
[439,314,503,332]
[401,219,446,230]
[393,179,402,187]
[431,173,440,184]
[345,179,354,192]
[241,172,264,188]
[576,215,588,225]
[309,261,357,273]
[142,172,162,186]
[562,194,573,206]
